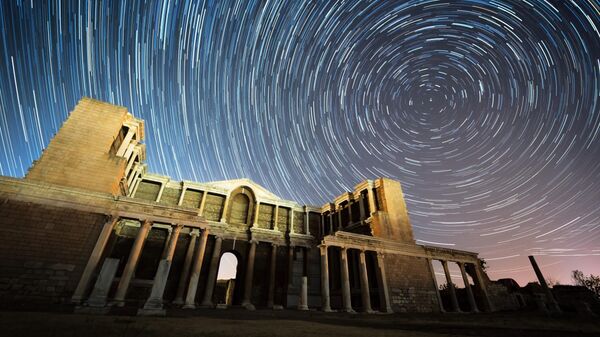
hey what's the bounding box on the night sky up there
[0,0,599,286]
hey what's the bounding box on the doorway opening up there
[215,252,239,306]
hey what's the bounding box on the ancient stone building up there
[0,98,502,315]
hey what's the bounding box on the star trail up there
[0,0,599,285]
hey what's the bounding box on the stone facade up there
[0,97,499,314]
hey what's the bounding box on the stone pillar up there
[320,213,324,237]
[358,250,373,313]
[441,260,460,312]
[298,275,309,310]
[116,126,136,157]
[198,191,208,216]
[267,243,278,308]
[155,182,166,202]
[367,180,377,215]
[319,245,332,312]
[328,212,334,234]
[347,200,354,225]
[125,151,138,176]
[72,216,118,303]
[253,201,261,227]
[337,208,343,230]
[376,252,393,313]
[289,209,295,234]
[472,263,494,312]
[459,262,479,313]
[140,224,182,314]
[304,208,310,235]
[183,229,209,309]
[358,194,366,221]
[242,240,258,310]
[528,255,561,313]
[177,185,186,206]
[160,227,173,259]
[220,194,230,222]
[273,206,279,230]
[340,247,354,313]
[173,230,199,305]
[200,235,223,307]
[427,258,444,313]
[113,219,152,306]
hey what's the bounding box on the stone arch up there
[214,249,245,306]
[225,186,256,225]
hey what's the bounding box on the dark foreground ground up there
[1,308,599,337]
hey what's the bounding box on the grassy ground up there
[1,308,599,337]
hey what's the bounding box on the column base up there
[137,308,166,316]
[172,298,184,306]
[216,303,229,309]
[110,299,126,308]
[199,301,215,308]
[344,308,356,314]
[297,304,309,311]
[321,307,334,313]
[182,303,197,310]
[242,302,256,311]
[142,298,163,311]
[272,305,284,310]
[364,309,376,314]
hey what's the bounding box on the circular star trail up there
[0,0,599,285]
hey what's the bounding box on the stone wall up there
[0,199,104,307]
[384,254,441,312]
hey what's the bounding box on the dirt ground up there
[1,308,599,337]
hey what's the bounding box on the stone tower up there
[25,97,145,196]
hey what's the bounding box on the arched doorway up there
[215,252,240,307]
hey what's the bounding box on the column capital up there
[270,242,279,248]
[190,229,200,237]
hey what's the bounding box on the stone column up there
[173,230,199,305]
[177,185,186,206]
[220,194,230,222]
[72,216,118,303]
[528,255,561,313]
[427,258,444,313]
[376,252,393,313]
[113,219,152,306]
[320,213,324,237]
[116,126,136,157]
[125,150,139,175]
[183,229,209,309]
[273,206,279,230]
[253,201,261,227]
[200,235,223,307]
[289,209,295,234]
[347,200,354,224]
[242,240,258,310]
[319,245,332,312]
[327,212,334,234]
[140,225,182,313]
[367,180,377,215]
[160,227,173,259]
[340,247,354,313]
[459,262,479,313]
[441,260,460,312]
[304,208,310,235]
[358,250,373,313]
[198,191,208,216]
[297,247,309,310]
[358,194,366,221]
[337,208,343,230]
[267,243,278,308]
[473,264,494,312]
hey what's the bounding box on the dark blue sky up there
[0,0,599,285]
